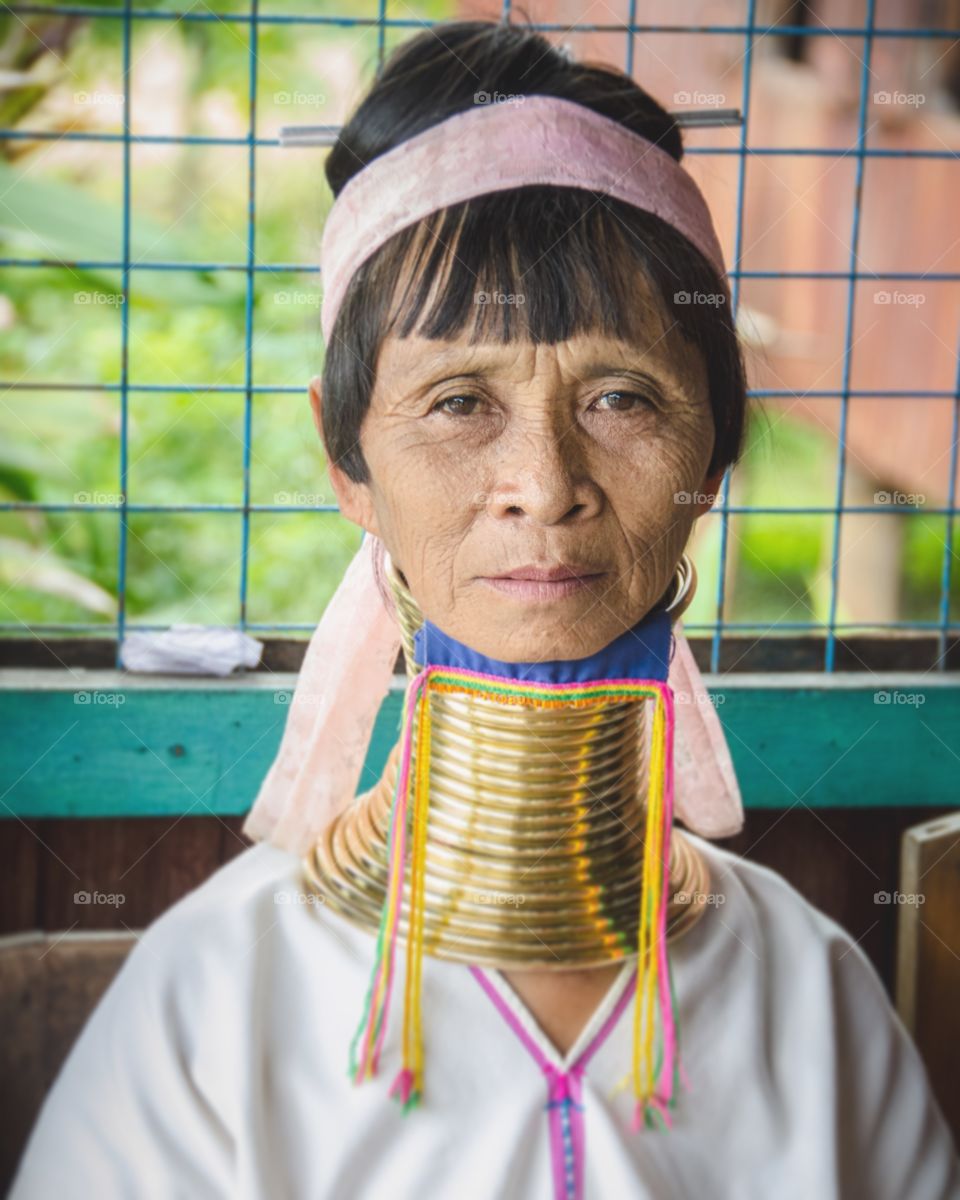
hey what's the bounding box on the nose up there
[483,422,603,526]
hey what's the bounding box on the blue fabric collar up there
[412,607,674,683]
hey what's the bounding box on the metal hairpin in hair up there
[277,106,742,146]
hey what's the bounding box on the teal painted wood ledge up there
[1,669,958,819]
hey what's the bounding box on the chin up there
[471,614,611,665]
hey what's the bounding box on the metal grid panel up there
[1,1,958,673]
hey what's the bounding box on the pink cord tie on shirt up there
[543,1064,587,1200]
[544,1062,586,1110]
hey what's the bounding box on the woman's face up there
[319,281,723,663]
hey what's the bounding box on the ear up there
[308,375,325,444]
[309,376,381,537]
[691,465,727,519]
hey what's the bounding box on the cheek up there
[594,417,712,521]
[365,458,475,577]
[372,419,481,483]
[366,427,470,521]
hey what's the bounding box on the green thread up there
[426,671,662,708]
[348,737,408,1079]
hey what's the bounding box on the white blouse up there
[10,834,960,1199]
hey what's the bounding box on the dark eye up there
[592,390,651,413]
[430,394,481,416]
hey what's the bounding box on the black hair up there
[320,18,748,484]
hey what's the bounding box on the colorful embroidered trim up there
[347,664,689,1132]
[470,962,639,1200]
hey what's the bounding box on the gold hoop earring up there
[661,553,697,619]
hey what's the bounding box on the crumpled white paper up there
[120,624,264,677]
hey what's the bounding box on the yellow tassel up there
[399,681,432,1106]
[613,689,667,1105]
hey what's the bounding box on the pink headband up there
[318,94,728,343]
[243,93,743,854]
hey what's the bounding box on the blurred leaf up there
[0,161,225,305]
[0,465,38,502]
[0,535,116,614]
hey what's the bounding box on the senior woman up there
[11,19,960,1200]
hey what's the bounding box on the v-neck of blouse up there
[470,958,639,1072]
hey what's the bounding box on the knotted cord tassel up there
[389,673,431,1112]
[348,668,429,1090]
[612,681,689,1131]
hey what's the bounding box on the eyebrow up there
[579,361,675,385]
